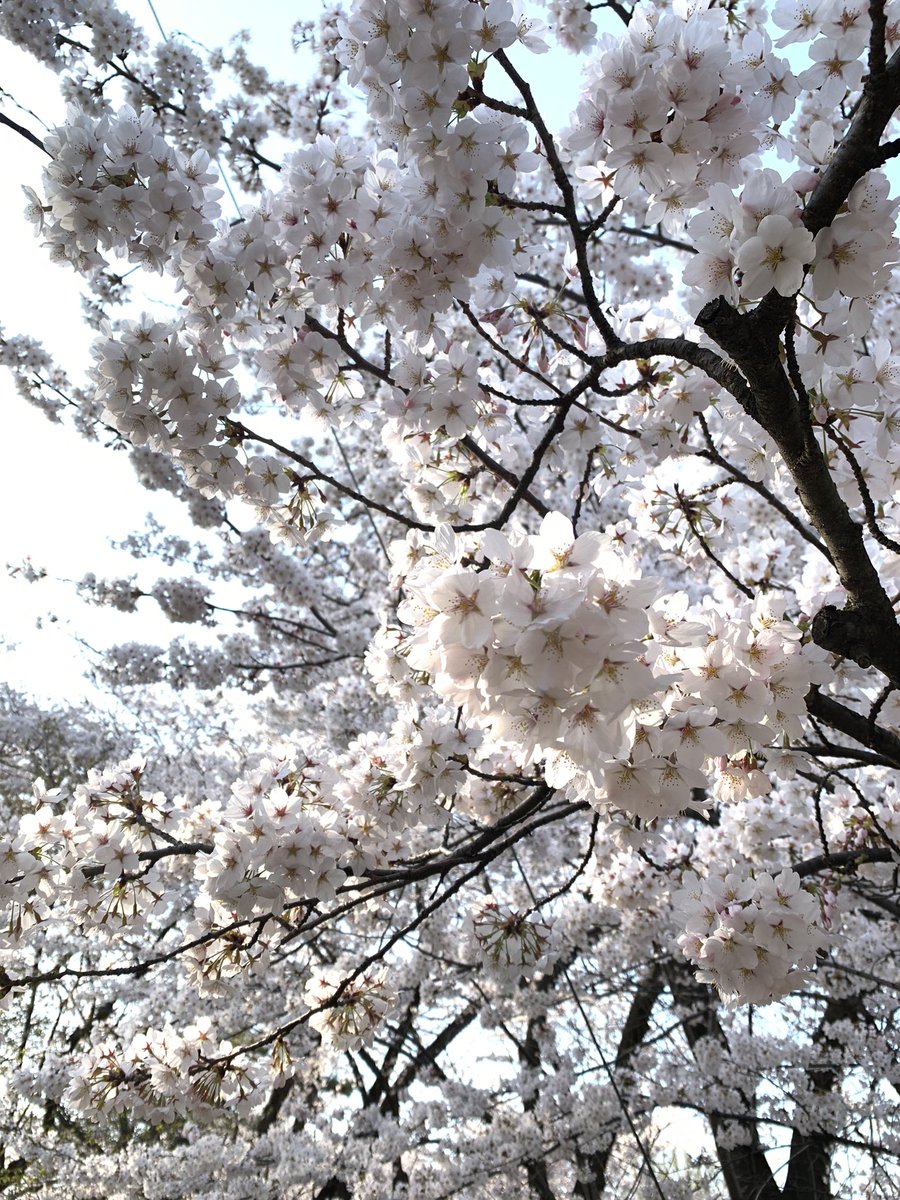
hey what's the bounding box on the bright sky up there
[0,2,587,705]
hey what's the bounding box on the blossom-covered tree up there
[1,0,900,1195]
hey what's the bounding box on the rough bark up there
[666,964,782,1200]
[780,994,865,1200]
[692,48,900,688]
[573,968,665,1200]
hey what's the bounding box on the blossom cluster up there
[305,967,398,1052]
[339,0,523,126]
[393,512,827,819]
[27,107,221,275]
[686,169,898,306]
[571,2,899,306]
[0,748,353,960]
[0,0,150,75]
[33,91,541,538]
[467,896,552,982]
[0,757,170,951]
[824,777,900,884]
[674,866,833,1005]
[194,754,347,920]
[66,1016,259,1123]
[21,0,897,569]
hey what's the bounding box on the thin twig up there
[0,111,49,154]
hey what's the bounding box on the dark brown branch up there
[516,270,587,307]
[875,135,900,164]
[806,687,900,765]
[696,296,900,684]
[385,1003,479,1101]
[782,991,871,1200]
[494,49,622,349]
[527,812,599,916]
[613,224,695,254]
[811,603,900,687]
[602,334,754,409]
[695,412,832,562]
[0,111,48,153]
[457,299,566,397]
[220,800,573,1064]
[491,190,566,215]
[825,425,900,554]
[666,962,782,1200]
[674,484,754,598]
[82,840,213,880]
[799,741,899,767]
[527,304,595,365]
[792,846,897,879]
[599,0,634,25]
[583,193,621,238]
[230,652,358,676]
[470,366,603,531]
[458,86,528,119]
[305,313,548,514]
[461,434,549,516]
[803,45,900,232]
[869,0,889,84]
[227,418,432,531]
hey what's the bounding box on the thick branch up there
[573,968,664,1200]
[804,45,900,233]
[666,963,781,1200]
[0,111,48,153]
[602,335,754,409]
[792,846,896,879]
[696,297,900,682]
[494,49,621,349]
[781,993,863,1200]
[805,687,900,765]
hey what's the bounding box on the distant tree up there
[0,683,118,799]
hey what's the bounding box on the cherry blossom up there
[0,0,899,1194]
[735,213,814,298]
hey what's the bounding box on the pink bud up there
[787,170,819,194]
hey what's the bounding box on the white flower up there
[305,968,397,1051]
[812,217,888,300]
[469,898,552,982]
[736,214,813,298]
[461,0,518,53]
[772,0,829,46]
[674,866,833,1005]
[604,141,675,196]
[682,247,739,303]
[798,36,867,106]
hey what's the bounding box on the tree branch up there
[0,111,48,154]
